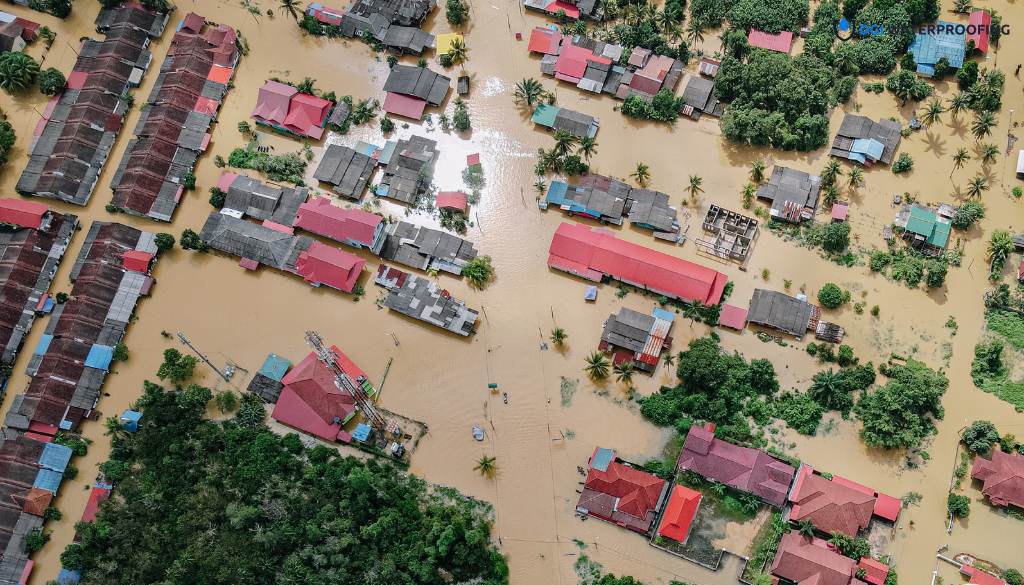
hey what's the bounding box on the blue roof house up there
[848,138,886,164]
[908,21,966,76]
[39,442,73,472]
[120,409,143,433]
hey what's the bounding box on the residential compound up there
[17,6,168,204]
[522,0,602,20]
[251,80,334,140]
[110,13,239,221]
[306,0,436,54]
[576,447,667,534]
[598,307,674,374]
[756,166,822,224]
[541,174,680,238]
[374,265,478,336]
[830,114,902,166]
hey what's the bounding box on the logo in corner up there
[835,17,853,40]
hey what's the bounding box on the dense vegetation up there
[228,144,307,184]
[61,378,507,585]
[855,358,948,449]
[971,285,1024,410]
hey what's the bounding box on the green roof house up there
[899,205,950,254]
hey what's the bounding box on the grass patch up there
[677,470,762,522]
[559,377,578,407]
[741,512,785,582]
[987,310,1024,349]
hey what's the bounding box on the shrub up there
[24,528,48,553]
[37,67,65,95]
[870,250,891,272]
[891,153,914,173]
[947,493,970,518]
[463,255,494,289]
[952,201,985,229]
[821,222,850,253]
[1004,569,1022,585]
[180,228,207,251]
[154,232,175,252]
[962,420,1000,455]
[380,116,395,133]
[446,0,468,25]
[452,97,471,131]
[818,283,844,309]
[208,187,226,209]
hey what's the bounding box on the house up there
[531,103,599,139]
[436,191,469,214]
[542,179,627,225]
[719,305,748,331]
[656,485,702,544]
[967,10,992,53]
[548,223,728,305]
[698,56,720,77]
[336,0,436,55]
[788,468,876,537]
[770,532,867,585]
[698,205,758,262]
[219,172,307,225]
[294,242,364,293]
[313,144,378,200]
[830,114,902,166]
[271,346,371,442]
[680,75,723,119]
[378,136,438,204]
[677,424,796,507]
[382,64,449,118]
[893,204,951,255]
[756,166,821,223]
[857,557,891,585]
[747,29,793,53]
[199,211,312,272]
[746,289,819,339]
[971,450,1024,509]
[0,199,48,230]
[374,265,479,336]
[0,22,25,53]
[251,81,333,139]
[908,21,966,76]
[624,187,679,235]
[376,221,478,275]
[962,566,1007,585]
[294,197,384,250]
[598,307,674,373]
[522,0,601,20]
[576,447,668,534]
[527,26,562,55]
[831,202,849,223]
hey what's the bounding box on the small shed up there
[258,353,292,382]
[120,410,143,433]
[436,191,469,214]
[718,304,748,331]
[123,250,154,273]
[831,202,849,223]
[352,423,372,443]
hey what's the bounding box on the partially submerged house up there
[382,64,450,119]
[747,29,793,53]
[548,222,728,305]
[746,289,818,339]
[971,450,1024,509]
[313,144,378,200]
[967,10,991,53]
[788,464,901,537]
[251,80,334,139]
[332,0,436,54]
[598,307,674,374]
[0,11,38,54]
[770,532,868,585]
[374,265,478,336]
[376,221,478,275]
[109,12,240,222]
[199,211,311,272]
[218,171,307,225]
[677,424,796,507]
[830,114,902,166]
[17,6,167,205]
[756,166,821,223]
[522,0,602,20]
[680,74,724,119]
[541,176,679,236]
[908,21,966,76]
[377,136,438,204]
[576,447,668,534]
[295,242,364,293]
[893,204,951,255]
[5,222,158,435]
[436,191,469,215]
[294,196,385,250]
[0,201,77,371]
[531,103,599,139]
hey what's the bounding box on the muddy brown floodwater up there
[0,0,1022,583]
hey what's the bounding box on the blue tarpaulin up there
[258,353,292,382]
[39,442,72,472]
[652,307,676,323]
[34,334,52,356]
[352,423,372,443]
[84,344,114,370]
[57,569,81,585]
[33,468,63,495]
[851,138,885,162]
[120,410,142,433]
[591,447,614,471]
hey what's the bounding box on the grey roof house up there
[199,212,312,272]
[222,174,307,224]
[830,114,902,166]
[313,144,378,200]
[746,289,819,339]
[338,0,436,54]
[379,136,437,204]
[680,75,724,119]
[383,64,450,105]
[375,264,478,336]
[376,221,478,275]
[755,166,821,223]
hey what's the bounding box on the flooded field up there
[0,0,1022,583]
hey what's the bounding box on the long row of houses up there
[304,0,436,55]
[540,174,680,240]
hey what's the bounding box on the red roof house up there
[967,10,992,53]
[294,196,383,249]
[677,425,795,507]
[80,484,112,523]
[528,26,563,55]
[971,450,1024,508]
[251,80,298,127]
[270,346,366,442]
[656,484,701,543]
[548,222,729,305]
[283,92,331,139]
[294,242,364,293]
[718,304,748,331]
[963,566,1007,585]
[857,557,890,585]
[181,11,204,33]
[555,44,611,83]
[576,447,667,534]
[383,92,428,120]
[748,29,794,53]
[771,532,866,585]
[436,191,469,214]
[122,250,154,273]
[789,466,875,537]
[0,198,48,229]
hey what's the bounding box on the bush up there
[640,393,680,425]
[947,492,970,518]
[446,0,468,25]
[821,222,850,253]
[180,228,207,251]
[925,259,947,288]
[0,51,40,92]
[621,89,682,123]
[154,233,175,252]
[773,392,823,435]
[24,528,48,553]
[1004,569,1022,585]
[208,187,226,209]
[962,420,1000,455]
[952,201,985,229]
[112,342,129,362]
[452,97,471,131]
[380,116,395,133]
[463,255,494,289]
[837,345,856,367]
[37,67,65,95]
[817,283,844,309]
[891,153,914,173]
[869,250,891,272]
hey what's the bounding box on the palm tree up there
[988,229,1013,272]
[687,174,704,200]
[570,20,587,36]
[971,111,996,140]
[965,175,989,198]
[921,98,945,126]
[682,303,700,323]
[951,148,971,176]
[820,160,843,187]
[474,455,497,478]
[584,352,610,379]
[279,0,300,20]
[447,38,469,69]
[686,22,704,46]
[0,52,40,92]
[657,9,675,33]
[534,179,546,193]
[613,362,634,385]
[577,136,597,161]
[847,167,864,190]
[750,159,766,183]
[948,92,969,118]
[513,78,544,107]
[552,129,577,158]
[550,327,568,347]
[741,182,756,209]
[631,163,651,187]
[980,143,999,165]
[822,184,841,207]
[797,519,816,537]
[661,351,676,368]
[296,77,316,94]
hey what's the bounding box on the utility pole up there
[176,332,230,382]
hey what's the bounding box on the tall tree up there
[631,162,651,187]
[951,148,970,176]
[513,78,544,106]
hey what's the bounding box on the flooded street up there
[0,0,1022,582]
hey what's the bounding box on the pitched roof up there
[771,532,862,585]
[294,241,364,293]
[747,29,793,53]
[271,347,363,442]
[436,191,468,212]
[294,196,382,247]
[122,250,153,273]
[576,447,666,533]
[528,26,562,54]
[383,91,427,119]
[657,484,701,542]
[677,426,795,507]
[857,557,890,585]
[283,92,332,139]
[251,81,297,125]
[967,10,991,53]
[908,21,966,69]
[747,289,816,337]
[971,450,1024,508]
[963,566,1007,585]
[719,304,748,330]
[383,64,450,105]
[548,222,728,305]
[789,467,876,537]
[0,199,47,229]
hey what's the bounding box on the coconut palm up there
[750,159,766,183]
[847,167,864,190]
[807,369,849,411]
[687,174,704,200]
[948,92,969,118]
[657,9,675,32]
[296,77,316,94]
[513,77,544,106]
[570,20,587,36]
[820,160,842,187]
[979,143,999,165]
[951,148,971,176]
[447,38,469,69]
[921,98,945,126]
[822,184,841,207]
[971,111,996,140]
[577,136,597,161]
[965,175,989,198]
[584,352,610,379]
[279,0,300,20]
[797,518,817,537]
[550,327,568,347]
[988,229,1013,274]
[0,52,40,92]
[474,455,497,478]
[741,182,756,209]
[613,362,634,385]
[661,351,676,368]
[631,162,651,187]
[686,22,704,46]
[552,129,577,158]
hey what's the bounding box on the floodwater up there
[0,0,1021,583]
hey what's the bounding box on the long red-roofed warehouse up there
[548,222,729,305]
